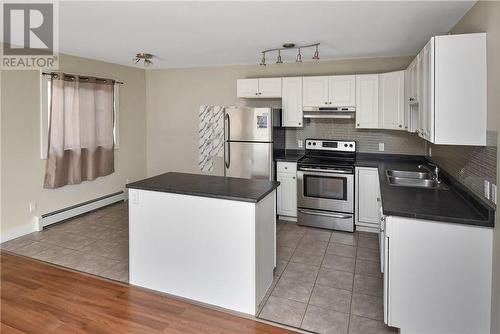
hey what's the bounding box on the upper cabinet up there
[302,76,329,106]
[329,76,356,107]
[281,77,303,127]
[379,71,405,130]
[355,74,379,129]
[303,75,356,107]
[407,33,487,146]
[237,78,282,98]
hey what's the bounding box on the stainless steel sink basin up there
[386,170,430,179]
[385,170,449,190]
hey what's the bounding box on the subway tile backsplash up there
[429,130,497,206]
[285,119,426,155]
[285,119,497,206]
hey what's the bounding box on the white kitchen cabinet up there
[302,76,329,107]
[303,75,356,107]
[276,162,297,218]
[407,33,487,145]
[379,70,405,130]
[355,167,380,231]
[237,78,281,98]
[237,79,259,98]
[329,75,356,107]
[384,215,492,334]
[405,59,419,133]
[281,77,303,127]
[355,75,379,129]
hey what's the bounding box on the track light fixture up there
[313,44,320,60]
[296,48,302,63]
[276,50,283,64]
[133,53,153,67]
[259,43,320,66]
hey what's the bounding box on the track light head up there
[296,48,302,63]
[276,50,283,64]
[260,52,266,66]
[312,45,320,60]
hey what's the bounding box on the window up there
[40,72,120,160]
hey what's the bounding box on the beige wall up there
[1,54,147,240]
[145,56,415,177]
[449,2,500,333]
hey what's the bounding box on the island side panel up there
[254,190,276,312]
[128,189,257,315]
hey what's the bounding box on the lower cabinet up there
[355,167,380,231]
[276,162,297,219]
[384,216,493,334]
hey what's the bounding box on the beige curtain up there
[44,74,115,189]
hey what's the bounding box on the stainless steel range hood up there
[303,106,356,119]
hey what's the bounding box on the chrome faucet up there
[418,163,440,182]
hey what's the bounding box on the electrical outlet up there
[29,202,37,214]
[492,184,497,205]
[378,143,385,152]
[131,192,139,204]
[484,180,491,200]
[297,140,303,148]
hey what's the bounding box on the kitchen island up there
[126,172,279,315]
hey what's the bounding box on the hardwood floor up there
[0,252,296,334]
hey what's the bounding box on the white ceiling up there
[56,1,475,69]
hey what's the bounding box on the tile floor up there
[257,221,397,334]
[1,201,129,282]
[2,203,397,334]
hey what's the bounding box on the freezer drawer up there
[225,107,273,142]
[225,142,273,180]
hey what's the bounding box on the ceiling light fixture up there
[296,48,302,63]
[260,52,266,66]
[312,44,320,60]
[259,43,320,66]
[276,50,283,64]
[133,53,153,67]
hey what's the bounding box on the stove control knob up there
[344,144,348,147]
[307,142,311,146]
[313,142,316,146]
[349,144,353,148]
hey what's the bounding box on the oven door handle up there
[298,209,352,219]
[299,167,351,174]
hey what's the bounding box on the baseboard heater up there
[40,191,126,228]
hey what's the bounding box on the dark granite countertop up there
[355,153,495,228]
[274,149,304,162]
[126,172,280,203]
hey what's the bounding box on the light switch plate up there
[379,143,385,152]
[29,202,37,214]
[492,184,497,204]
[484,180,491,199]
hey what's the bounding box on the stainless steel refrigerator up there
[224,107,284,180]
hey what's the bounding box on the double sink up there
[386,169,448,190]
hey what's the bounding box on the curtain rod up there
[41,72,124,85]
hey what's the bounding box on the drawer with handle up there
[277,162,297,174]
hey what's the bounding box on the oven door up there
[297,169,354,213]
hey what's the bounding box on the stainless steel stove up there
[297,139,356,232]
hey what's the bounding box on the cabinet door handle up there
[357,123,360,126]
[292,176,296,179]
[399,125,402,128]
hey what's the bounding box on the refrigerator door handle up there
[224,114,230,169]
